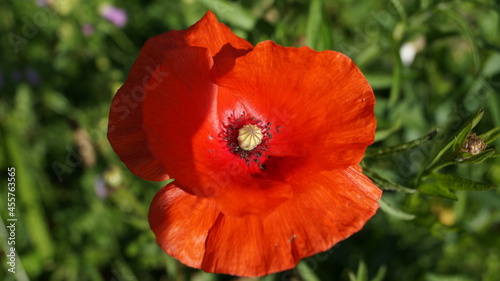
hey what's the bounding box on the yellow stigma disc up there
[237,124,264,151]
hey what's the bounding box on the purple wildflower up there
[100,4,127,27]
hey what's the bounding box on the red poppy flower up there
[108,11,382,277]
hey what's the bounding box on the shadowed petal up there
[108,11,252,181]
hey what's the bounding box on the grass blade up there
[297,261,321,281]
[379,197,416,220]
[306,0,323,49]
[366,129,437,157]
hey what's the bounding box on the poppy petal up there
[197,147,294,217]
[108,11,251,181]
[141,46,220,195]
[139,46,292,217]
[107,44,173,181]
[200,166,382,276]
[149,183,219,268]
[139,10,253,60]
[182,11,253,55]
[210,164,293,217]
[215,41,376,170]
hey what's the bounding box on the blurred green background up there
[1,0,500,280]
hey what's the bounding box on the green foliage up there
[378,197,416,220]
[367,107,498,200]
[479,126,500,144]
[426,108,485,172]
[1,0,499,281]
[348,260,386,281]
[362,167,416,193]
[366,129,438,157]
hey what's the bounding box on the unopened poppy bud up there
[238,124,263,150]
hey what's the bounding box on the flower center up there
[238,124,263,151]
[220,111,272,170]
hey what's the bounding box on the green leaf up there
[356,260,368,281]
[457,149,496,164]
[433,174,496,191]
[482,53,500,77]
[426,140,455,172]
[365,73,393,90]
[374,117,402,142]
[363,168,417,193]
[306,0,323,49]
[366,129,437,157]
[379,197,416,220]
[451,122,474,156]
[297,261,321,281]
[0,217,30,281]
[198,0,256,30]
[418,175,458,200]
[388,42,403,108]
[348,260,369,281]
[419,184,458,200]
[478,126,500,144]
[5,121,55,259]
[418,171,496,200]
[439,9,481,74]
[470,108,484,129]
[348,272,358,281]
[371,265,387,281]
[389,0,407,21]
